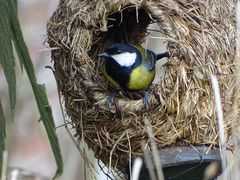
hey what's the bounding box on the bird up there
[98,43,171,109]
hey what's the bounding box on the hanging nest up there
[47,0,238,175]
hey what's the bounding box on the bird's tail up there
[156,52,180,61]
[156,52,170,60]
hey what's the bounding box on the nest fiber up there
[47,0,238,172]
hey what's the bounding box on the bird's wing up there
[133,45,156,71]
[141,49,156,71]
[145,50,156,70]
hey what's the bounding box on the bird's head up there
[98,44,139,67]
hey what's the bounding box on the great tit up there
[98,43,170,109]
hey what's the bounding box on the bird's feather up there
[102,68,121,90]
[133,45,156,71]
[111,52,136,67]
[127,66,155,90]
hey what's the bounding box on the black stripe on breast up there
[105,59,131,90]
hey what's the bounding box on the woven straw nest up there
[47,0,238,174]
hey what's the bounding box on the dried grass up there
[47,0,238,176]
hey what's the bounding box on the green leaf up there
[6,0,63,177]
[0,99,6,166]
[0,0,63,176]
[33,84,63,177]
[0,0,16,110]
[0,0,64,177]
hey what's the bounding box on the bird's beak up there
[98,52,109,58]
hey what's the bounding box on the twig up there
[131,157,143,180]
[127,131,132,179]
[145,118,164,180]
[108,131,126,174]
[141,142,157,180]
[1,151,8,180]
[210,75,226,172]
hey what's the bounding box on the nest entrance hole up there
[90,5,167,101]
[102,5,153,44]
[90,5,155,55]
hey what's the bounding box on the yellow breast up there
[127,66,155,90]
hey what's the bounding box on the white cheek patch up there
[111,52,137,67]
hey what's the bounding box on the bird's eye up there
[116,50,122,54]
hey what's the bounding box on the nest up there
[47,0,238,176]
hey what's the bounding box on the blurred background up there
[1,0,89,179]
[0,1,167,179]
